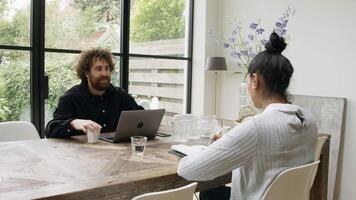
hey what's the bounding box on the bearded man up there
[45,48,143,138]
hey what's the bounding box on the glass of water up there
[130,136,147,156]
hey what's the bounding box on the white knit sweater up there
[177,103,317,200]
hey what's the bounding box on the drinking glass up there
[130,136,147,156]
[87,127,101,144]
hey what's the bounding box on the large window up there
[0,0,31,46]
[130,0,188,56]
[44,0,122,125]
[0,0,31,122]
[0,0,193,137]
[0,50,31,122]
[128,0,192,125]
[45,0,121,51]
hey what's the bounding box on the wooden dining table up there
[0,118,330,200]
[0,134,230,200]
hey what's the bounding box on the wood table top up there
[0,123,326,200]
[0,134,229,200]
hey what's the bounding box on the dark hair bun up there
[265,32,287,53]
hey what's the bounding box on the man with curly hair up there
[45,48,143,138]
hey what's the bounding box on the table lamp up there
[205,57,227,115]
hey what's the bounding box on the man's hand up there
[70,119,102,134]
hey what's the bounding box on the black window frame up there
[0,0,194,138]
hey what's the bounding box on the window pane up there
[130,0,190,57]
[129,57,187,124]
[45,52,120,124]
[44,53,79,124]
[45,0,121,52]
[0,0,31,46]
[0,50,31,122]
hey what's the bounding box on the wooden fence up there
[128,39,186,122]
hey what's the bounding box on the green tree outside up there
[131,0,185,42]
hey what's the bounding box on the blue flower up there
[275,28,287,36]
[275,22,282,28]
[240,50,249,56]
[231,51,241,58]
[249,22,258,30]
[282,20,288,26]
[281,29,287,35]
[256,28,265,34]
[208,8,294,74]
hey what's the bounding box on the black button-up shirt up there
[45,81,143,138]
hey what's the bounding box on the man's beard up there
[88,76,110,91]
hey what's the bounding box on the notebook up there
[169,144,207,157]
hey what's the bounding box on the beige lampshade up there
[205,57,227,71]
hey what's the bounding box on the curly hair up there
[76,48,115,81]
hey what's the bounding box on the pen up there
[208,126,233,145]
[208,131,222,144]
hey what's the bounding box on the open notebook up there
[169,144,207,157]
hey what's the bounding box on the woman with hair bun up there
[177,32,317,200]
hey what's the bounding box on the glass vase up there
[239,82,249,111]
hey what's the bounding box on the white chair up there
[262,161,320,200]
[138,97,160,110]
[315,136,328,161]
[138,99,151,110]
[132,182,197,200]
[150,96,160,109]
[0,121,40,142]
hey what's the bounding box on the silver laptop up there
[99,109,165,143]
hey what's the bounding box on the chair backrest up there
[132,182,197,200]
[138,99,151,110]
[262,161,320,200]
[0,121,40,142]
[138,97,160,110]
[150,96,160,109]
[315,136,328,161]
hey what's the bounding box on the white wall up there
[192,0,356,199]
[191,0,223,116]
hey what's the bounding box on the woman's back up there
[233,103,317,199]
[177,32,317,200]
[177,103,317,200]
